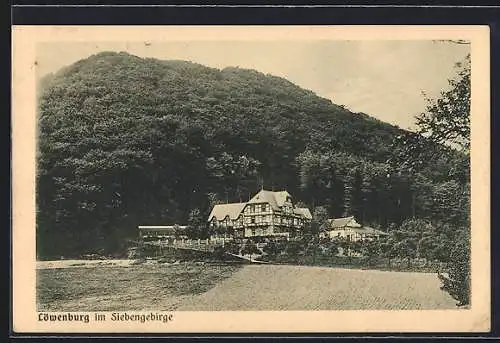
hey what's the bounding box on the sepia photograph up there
[12,25,490,333]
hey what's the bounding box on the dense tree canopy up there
[36,51,469,259]
[416,54,471,152]
[416,53,471,306]
[385,52,471,306]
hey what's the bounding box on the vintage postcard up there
[12,25,490,333]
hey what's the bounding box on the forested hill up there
[37,51,468,258]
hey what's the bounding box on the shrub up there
[224,241,240,255]
[262,241,278,256]
[241,242,260,256]
[438,228,470,306]
[213,246,227,261]
[127,247,143,259]
[284,241,304,256]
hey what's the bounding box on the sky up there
[36,40,469,131]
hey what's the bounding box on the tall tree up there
[344,168,364,222]
[311,205,329,234]
[412,53,471,306]
[187,208,207,239]
[415,54,471,152]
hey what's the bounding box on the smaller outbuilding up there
[138,225,188,241]
[320,216,388,241]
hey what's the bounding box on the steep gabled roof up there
[207,203,246,222]
[248,190,291,210]
[208,190,311,222]
[324,216,360,229]
[273,190,292,207]
[294,207,312,220]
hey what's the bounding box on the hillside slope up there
[36,51,465,257]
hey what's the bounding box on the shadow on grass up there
[37,262,242,311]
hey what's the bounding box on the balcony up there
[245,222,273,227]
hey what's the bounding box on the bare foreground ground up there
[37,261,457,311]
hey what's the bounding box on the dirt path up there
[177,264,457,310]
[37,259,135,269]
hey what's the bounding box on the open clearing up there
[178,265,457,310]
[37,262,457,311]
[37,262,241,311]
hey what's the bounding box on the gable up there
[208,190,311,222]
[248,190,279,210]
[207,203,246,222]
[325,216,362,229]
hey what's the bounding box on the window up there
[251,217,255,224]
[261,204,267,212]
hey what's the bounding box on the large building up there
[207,190,312,240]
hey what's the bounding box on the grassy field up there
[178,264,458,310]
[37,262,241,311]
[37,262,458,311]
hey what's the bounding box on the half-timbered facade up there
[208,190,312,240]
